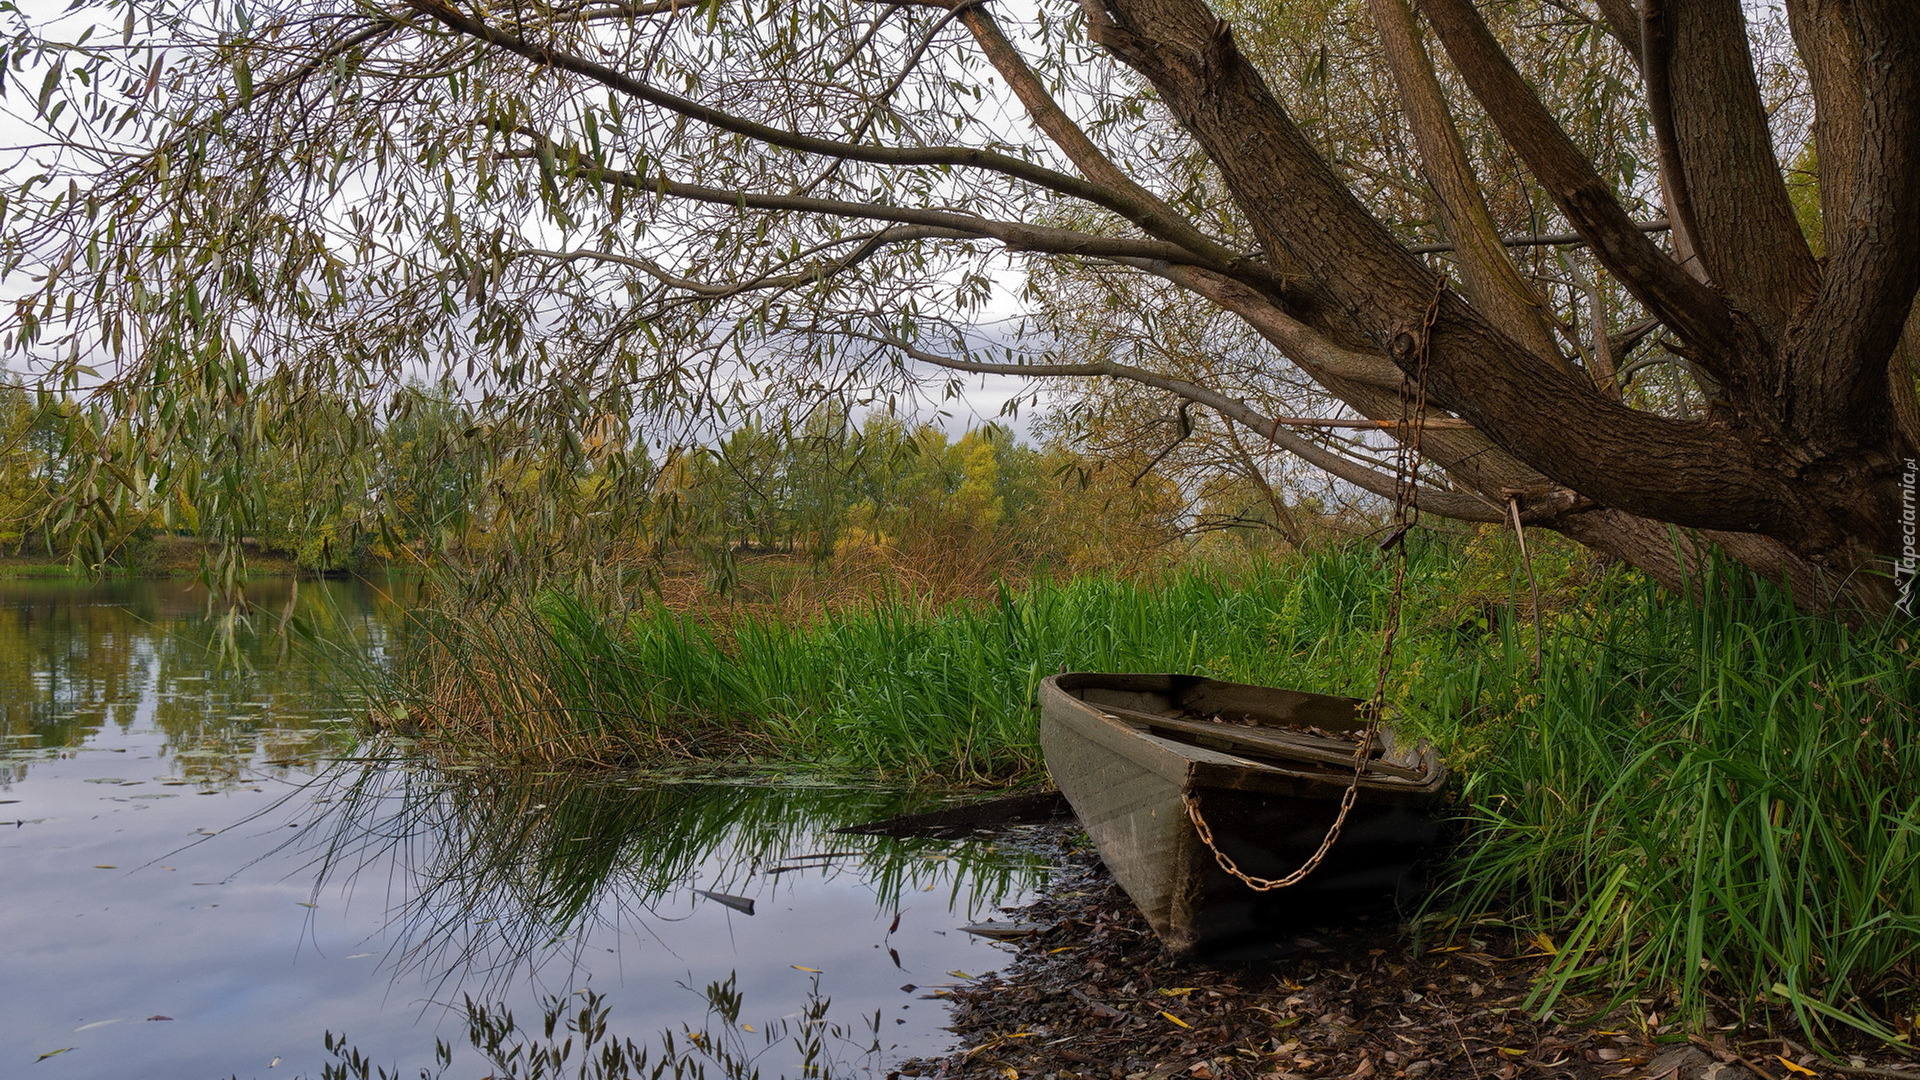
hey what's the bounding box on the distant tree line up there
[2,375,1331,577]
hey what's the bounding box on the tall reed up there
[404,544,1428,780]
[1435,564,1920,1045]
[396,538,1920,1044]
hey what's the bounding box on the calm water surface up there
[0,578,1045,1079]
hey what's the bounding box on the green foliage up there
[1437,563,1920,1046]
[408,547,1415,781]
[407,534,1920,1046]
[0,379,165,569]
[1785,143,1825,257]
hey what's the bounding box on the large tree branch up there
[1415,0,1739,362]
[1365,0,1563,366]
[1640,0,1702,281]
[1785,0,1920,447]
[1083,0,1797,536]
[1593,0,1643,60]
[1108,258,1408,391]
[403,0,1276,286]
[1652,0,1817,341]
[1126,258,1602,523]
[871,331,1508,521]
[1783,0,1859,254]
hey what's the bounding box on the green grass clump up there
[421,547,1425,780]
[400,536,1920,1046]
[1437,563,1920,1047]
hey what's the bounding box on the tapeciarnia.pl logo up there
[1900,459,1918,615]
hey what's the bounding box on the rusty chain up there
[1184,282,1441,892]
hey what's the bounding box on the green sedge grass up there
[395,536,1920,1047]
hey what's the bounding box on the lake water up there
[0,577,1047,1079]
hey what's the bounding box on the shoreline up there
[0,535,373,581]
[900,828,1901,1080]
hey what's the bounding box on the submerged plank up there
[695,889,756,915]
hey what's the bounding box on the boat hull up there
[1039,672,1446,954]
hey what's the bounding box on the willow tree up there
[3,0,1913,608]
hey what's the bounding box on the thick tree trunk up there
[1072,0,1919,612]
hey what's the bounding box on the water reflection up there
[320,981,886,1080]
[297,753,1053,1002]
[0,577,1050,1078]
[0,576,410,786]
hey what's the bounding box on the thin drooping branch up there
[541,147,1252,273]
[544,0,729,23]
[510,225,967,299]
[403,0,1261,277]
[800,1,977,195]
[873,331,1507,521]
[1557,248,1620,397]
[1264,415,1475,430]
[1217,420,1305,544]
[1405,220,1669,254]
[1416,0,1738,363]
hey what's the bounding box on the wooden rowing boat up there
[1038,672,1447,955]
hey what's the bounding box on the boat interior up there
[1068,676,1431,781]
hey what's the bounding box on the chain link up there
[1184,282,1441,893]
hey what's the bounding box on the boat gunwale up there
[1039,672,1446,796]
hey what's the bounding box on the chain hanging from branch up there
[1182,282,1441,891]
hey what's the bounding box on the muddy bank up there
[900,832,1909,1080]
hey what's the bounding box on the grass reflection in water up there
[280,745,1052,1075]
[319,979,877,1080]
